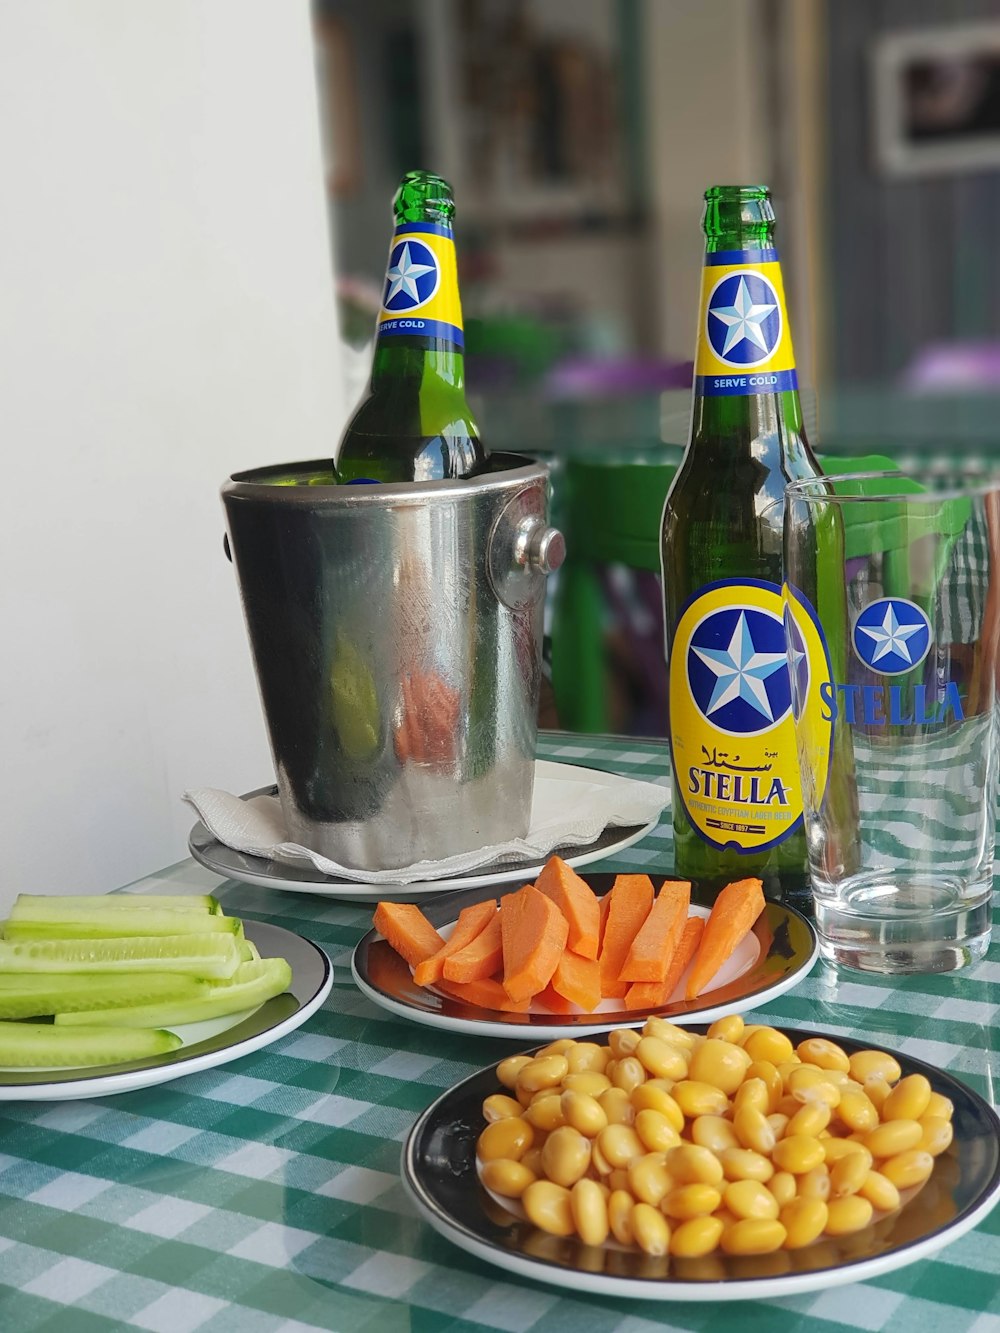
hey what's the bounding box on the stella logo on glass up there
[378,221,464,348]
[669,579,832,852]
[695,248,798,397]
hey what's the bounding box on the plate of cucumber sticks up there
[0,893,332,1100]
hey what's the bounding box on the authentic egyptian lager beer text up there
[660,186,823,902]
[336,171,487,483]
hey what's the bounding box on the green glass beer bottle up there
[660,185,823,904]
[336,171,487,483]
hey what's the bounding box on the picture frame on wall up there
[872,22,1000,177]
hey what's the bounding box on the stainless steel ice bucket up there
[222,454,564,870]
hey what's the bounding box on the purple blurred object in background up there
[903,342,1000,393]
[544,357,693,401]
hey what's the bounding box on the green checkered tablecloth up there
[0,732,998,1333]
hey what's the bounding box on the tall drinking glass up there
[783,469,999,973]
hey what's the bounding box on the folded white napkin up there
[184,761,668,885]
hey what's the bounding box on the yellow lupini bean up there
[830,1147,872,1197]
[667,1144,724,1186]
[788,1066,841,1109]
[571,1178,609,1247]
[780,1197,828,1249]
[824,1195,874,1235]
[627,1153,673,1207]
[733,1105,776,1155]
[769,1171,797,1206]
[881,1149,934,1189]
[477,1116,534,1162]
[607,1189,635,1245]
[670,1214,725,1258]
[772,1132,826,1175]
[643,1017,696,1049]
[742,1027,795,1065]
[862,1076,892,1111]
[721,1218,787,1255]
[612,1056,647,1095]
[522,1180,575,1236]
[599,1087,635,1126]
[632,1202,671,1256]
[525,1095,565,1132]
[566,1042,608,1074]
[480,1159,536,1198]
[822,1137,870,1165]
[598,1123,644,1168]
[635,1036,688,1081]
[767,1113,790,1140]
[926,1091,954,1121]
[562,1071,611,1098]
[719,1148,775,1183]
[882,1074,932,1123]
[723,1179,779,1220]
[496,1055,532,1090]
[630,1083,685,1131]
[517,1055,569,1094]
[589,1139,612,1177]
[688,1038,752,1095]
[691,1115,740,1153]
[785,1102,831,1138]
[662,1183,721,1220]
[837,1088,880,1134]
[708,1014,745,1043]
[918,1116,954,1157]
[848,1049,902,1086]
[864,1119,923,1159]
[733,1078,769,1116]
[858,1169,901,1213]
[482,1094,525,1122]
[520,1146,544,1177]
[541,1126,591,1188]
[745,1060,783,1113]
[560,1091,608,1138]
[796,1165,831,1201]
[672,1080,729,1118]
[796,1037,850,1072]
[609,1028,641,1058]
[635,1108,681,1153]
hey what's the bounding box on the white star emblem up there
[692,612,788,721]
[384,243,435,304]
[857,604,924,665]
[710,277,777,356]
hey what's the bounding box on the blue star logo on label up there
[853,597,932,675]
[382,239,439,312]
[706,271,782,367]
[687,606,791,736]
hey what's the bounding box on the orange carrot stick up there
[625,915,704,1010]
[373,902,445,968]
[686,878,765,1000]
[535,856,601,960]
[500,884,569,1002]
[598,874,654,999]
[412,900,497,988]
[619,880,691,984]
[437,977,530,1012]
[550,949,603,1012]
[442,912,503,984]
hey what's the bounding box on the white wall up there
[0,3,347,906]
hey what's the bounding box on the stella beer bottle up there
[336,171,487,483]
[661,185,832,905]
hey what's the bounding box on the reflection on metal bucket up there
[222,454,563,871]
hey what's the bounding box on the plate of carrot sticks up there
[351,858,818,1038]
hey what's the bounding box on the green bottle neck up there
[702,186,775,253]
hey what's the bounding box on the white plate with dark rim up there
[187,761,660,903]
[0,920,332,1101]
[352,873,819,1039]
[402,1026,1000,1301]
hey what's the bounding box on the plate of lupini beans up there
[401,1014,1000,1300]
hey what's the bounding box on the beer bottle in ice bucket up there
[660,185,829,904]
[336,171,488,483]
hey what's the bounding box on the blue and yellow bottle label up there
[694,248,797,397]
[668,578,831,852]
[377,221,464,348]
